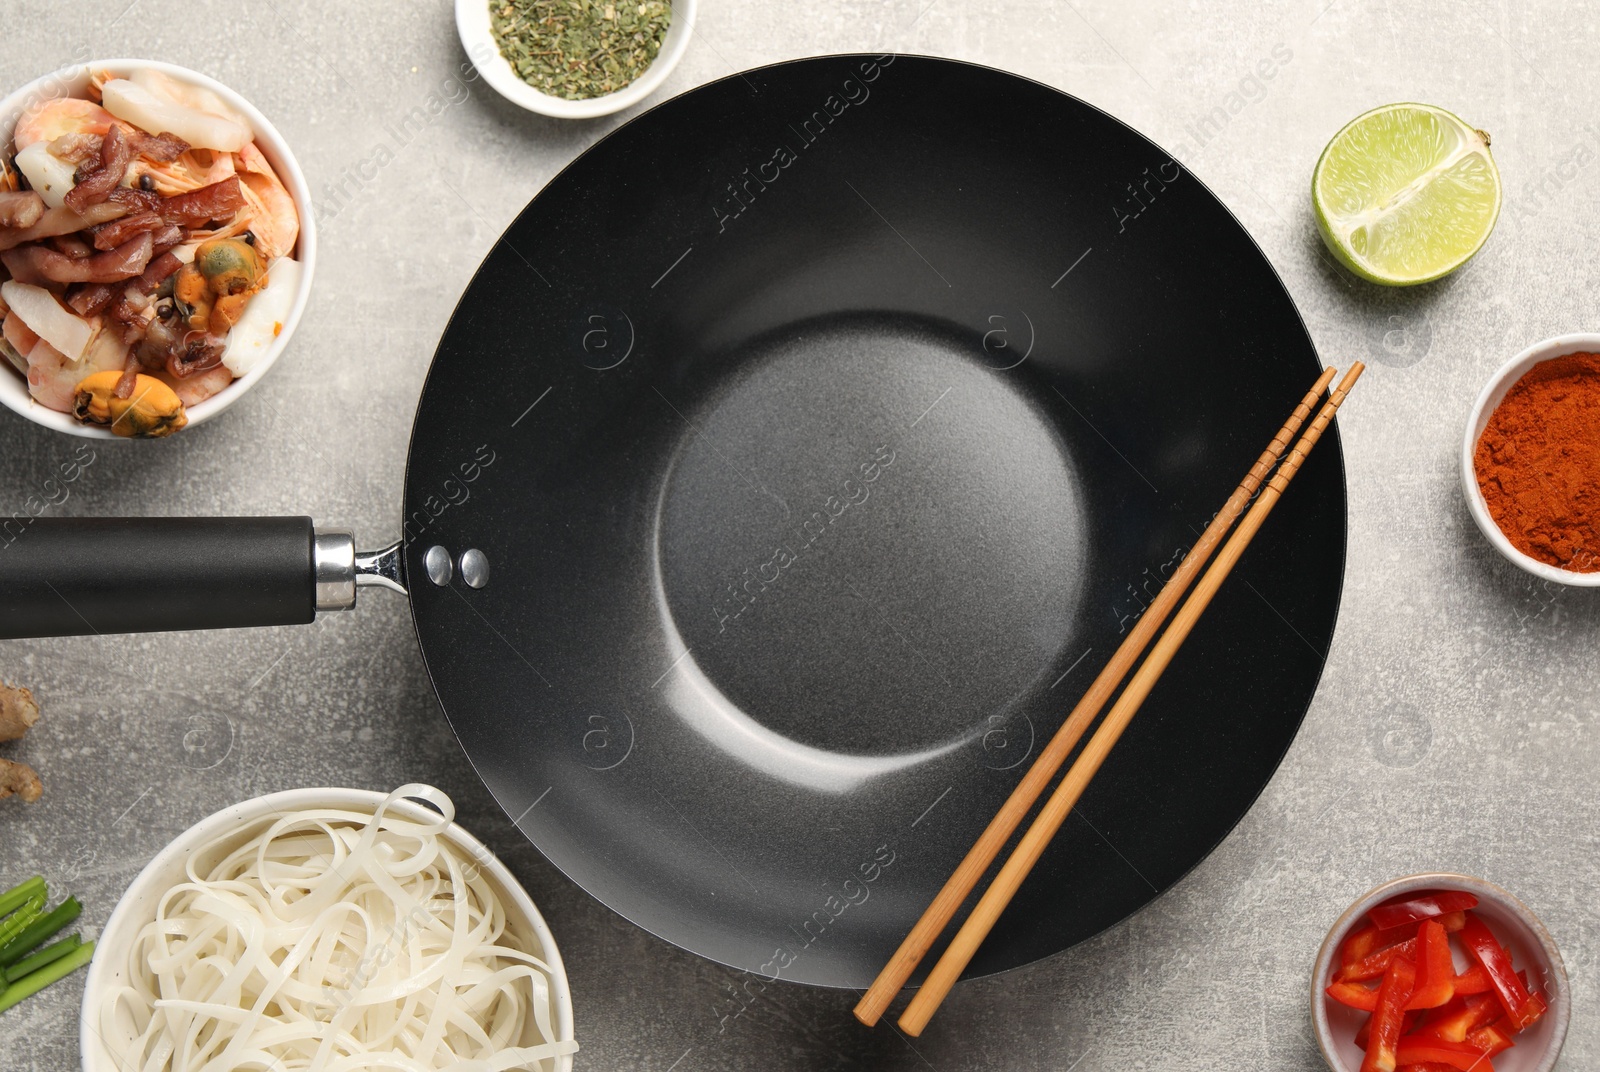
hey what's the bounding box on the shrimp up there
[232,142,298,259]
[3,311,40,357]
[179,143,297,251]
[13,98,113,151]
[2,312,37,374]
[131,147,236,196]
[24,340,79,410]
[25,328,126,412]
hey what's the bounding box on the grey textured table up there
[3,1,1598,1069]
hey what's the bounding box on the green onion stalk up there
[0,895,79,966]
[0,876,44,918]
[0,941,95,1013]
[2,933,82,984]
[0,889,45,947]
[0,877,95,1014]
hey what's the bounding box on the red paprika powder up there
[1474,351,1600,571]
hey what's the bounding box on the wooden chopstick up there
[851,365,1339,1027]
[896,362,1365,1036]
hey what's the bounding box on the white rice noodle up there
[99,785,576,1072]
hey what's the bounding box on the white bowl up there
[456,0,695,119]
[1462,333,1600,585]
[80,786,575,1072]
[1311,873,1569,1072]
[0,58,316,439]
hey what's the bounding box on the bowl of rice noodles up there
[82,784,576,1072]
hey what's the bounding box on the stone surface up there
[2,1,1598,1069]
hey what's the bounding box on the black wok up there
[0,56,1346,987]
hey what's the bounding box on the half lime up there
[1313,103,1501,286]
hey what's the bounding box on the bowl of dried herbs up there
[457,0,693,118]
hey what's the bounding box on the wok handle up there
[0,517,400,639]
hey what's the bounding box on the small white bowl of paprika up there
[1463,333,1600,586]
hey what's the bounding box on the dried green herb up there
[490,0,673,101]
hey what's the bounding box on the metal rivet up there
[424,545,452,586]
[459,548,490,589]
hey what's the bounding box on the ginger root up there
[1,682,42,803]
[0,758,41,803]
[0,682,40,742]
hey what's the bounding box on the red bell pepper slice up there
[1458,913,1544,1030]
[1361,957,1416,1072]
[1370,891,1480,930]
[1343,920,1424,967]
[1356,1009,1419,1050]
[1341,936,1420,982]
[1397,1064,1470,1072]
[1395,1038,1496,1071]
[1451,965,1491,995]
[1406,921,1457,1010]
[1464,1019,1516,1058]
[1342,923,1382,966]
[1411,993,1499,1043]
[1329,980,1380,1012]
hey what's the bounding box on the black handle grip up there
[0,517,315,639]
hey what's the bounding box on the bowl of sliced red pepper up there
[1312,874,1568,1072]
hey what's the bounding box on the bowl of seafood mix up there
[0,59,314,438]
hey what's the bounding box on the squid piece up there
[1,232,154,286]
[12,142,78,209]
[0,191,45,229]
[0,201,126,253]
[167,343,225,385]
[157,177,244,227]
[65,282,118,317]
[88,209,165,251]
[46,132,103,166]
[134,250,182,292]
[221,256,300,377]
[100,75,250,152]
[0,280,91,358]
[124,128,189,163]
[63,124,131,212]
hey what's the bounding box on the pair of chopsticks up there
[855,362,1365,1035]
